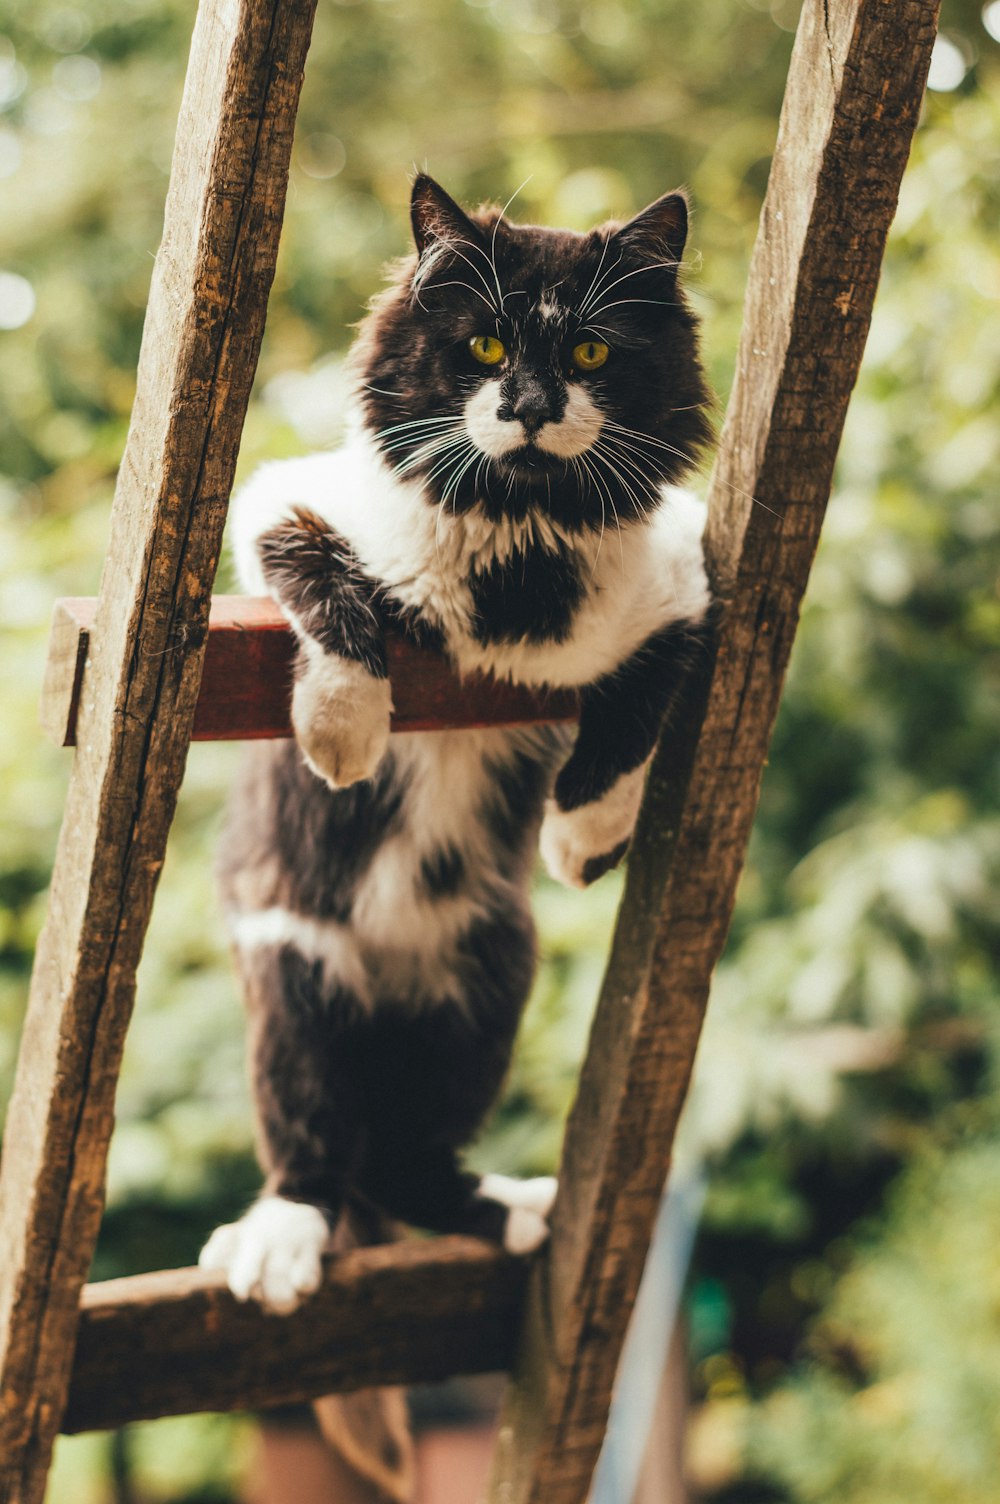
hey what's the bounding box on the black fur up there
[222,742,408,925]
[213,177,715,1269]
[259,509,388,678]
[553,617,716,813]
[468,545,583,646]
[419,844,466,898]
[358,176,713,530]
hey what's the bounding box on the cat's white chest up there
[450,497,709,690]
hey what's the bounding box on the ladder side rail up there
[0,2,317,1498]
[489,2,941,1499]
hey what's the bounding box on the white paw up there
[199,1196,330,1315]
[504,1207,550,1254]
[479,1173,558,1254]
[292,649,392,790]
[539,763,649,888]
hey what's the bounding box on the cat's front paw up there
[199,1196,331,1315]
[539,763,648,888]
[479,1173,558,1254]
[293,652,392,790]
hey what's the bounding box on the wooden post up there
[0,1,316,1497]
[488,1,941,1499]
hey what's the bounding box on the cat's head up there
[356,175,713,531]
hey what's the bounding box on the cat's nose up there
[498,374,554,436]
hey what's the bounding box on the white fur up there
[460,376,603,462]
[293,643,392,790]
[227,432,709,696]
[503,1207,551,1255]
[229,907,372,1007]
[228,727,559,1009]
[349,728,541,1005]
[534,384,604,459]
[463,379,524,458]
[540,760,650,888]
[478,1173,558,1216]
[199,1196,330,1315]
[479,1174,558,1254]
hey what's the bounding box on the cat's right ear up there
[410,175,484,255]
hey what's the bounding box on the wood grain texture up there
[62,1239,526,1434]
[41,597,580,744]
[0,3,316,1498]
[488,2,941,1500]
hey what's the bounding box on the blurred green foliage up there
[1,0,998,1498]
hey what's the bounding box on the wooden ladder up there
[0,0,939,1498]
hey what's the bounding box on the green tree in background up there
[0,0,997,1498]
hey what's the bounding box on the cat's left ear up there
[410,175,485,255]
[614,190,689,268]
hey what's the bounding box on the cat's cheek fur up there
[539,761,649,888]
[199,1196,331,1315]
[534,384,604,459]
[463,379,524,458]
[293,645,393,790]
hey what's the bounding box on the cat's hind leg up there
[200,938,371,1313]
[364,1141,556,1255]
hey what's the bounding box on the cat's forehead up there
[481,216,595,297]
[481,218,606,326]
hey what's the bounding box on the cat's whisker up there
[381,434,466,463]
[374,413,462,431]
[417,277,498,315]
[378,428,465,456]
[388,427,468,461]
[597,437,660,515]
[576,241,622,320]
[581,258,680,311]
[588,296,681,317]
[577,449,624,574]
[590,442,655,534]
[436,238,502,313]
[604,420,777,519]
[378,433,463,460]
[571,453,606,577]
[431,438,479,501]
[416,435,476,480]
[491,179,532,312]
[362,383,405,400]
[395,434,472,480]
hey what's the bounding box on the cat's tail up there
[312,1200,416,1503]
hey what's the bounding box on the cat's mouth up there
[495,444,579,480]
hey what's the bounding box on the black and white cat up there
[199,176,713,1317]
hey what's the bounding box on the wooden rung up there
[63,1237,524,1434]
[40,596,579,746]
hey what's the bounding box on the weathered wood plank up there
[62,1239,525,1434]
[0,2,316,1497]
[41,597,579,744]
[489,2,941,1500]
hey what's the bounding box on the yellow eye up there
[572,340,610,371]
[469,335,506,366]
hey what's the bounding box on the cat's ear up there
[410,175,485,255]
[614,190,689,268]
